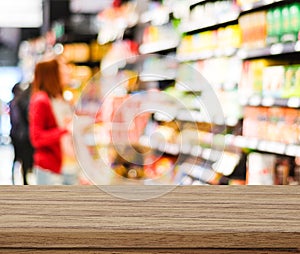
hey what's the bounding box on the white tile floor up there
[0,144,26,185]
[0,144,14,184]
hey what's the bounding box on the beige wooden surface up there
[0,186,299,253]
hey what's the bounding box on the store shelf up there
[237,41,300,59]
[179,13,239,34]
[175,109,240,127]
[139,72,176,82]
[72,60,101,68]
[240,95,300,108]
[227,134,300,157]
[140,135,225,162]
[180,162,215,184]
[57,33,98,44]
[177,47,238,62]
[139,40,179,54]
[142,128,300,158]
[240,0,286,13]
[188,0,207,8]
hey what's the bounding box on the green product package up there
[266,9,275,45]
[273,7,282,44]
[281,5,292,42]
[290,3,300,41]
[283,65,300,98]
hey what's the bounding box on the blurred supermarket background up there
[0,0,300,185]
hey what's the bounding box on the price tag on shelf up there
[233,136,247,148]
[295,41,300,52]
[169,143,180,155]
[261,97,275,107]
[237,49,248,59]
[225,117,239,127]
[258,141,286,154]
[247,137,259,149]
[224,47,237,57]
[248,95,261,106]
[269,142,286,154]
[285,145,300,157]
[287,97,300,108]
[241,3,254,11]
[263,0,275,5]
[257,140,268,151]
[270,43,284,55]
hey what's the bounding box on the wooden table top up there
[0,185,299,253]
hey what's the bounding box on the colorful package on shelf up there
[90,41,112,62]
[247,152,276,185]
[267,3,300,44]
[218,89,242,120]
[262,65,285,98]
[177,35,193,55]
[282,65,300,98]
[142,24,179,44]
[111,146,145,180]
[101,40,139,73]
[289,3,300,41]
[239,59,268,97]
[62,43,90,63]
[97,1,138,44]
[239,11,267,49]
[243,107,259,137]
[274,157,292,185]
[281,108,299,144]
[177,25,241,58]
[243,106,300,144]
[239,59,286,98]
[97,93,151,144]
[144,154,177,183]
[236,0,260,7]
[266,107,285,142]
[217,25,242,50]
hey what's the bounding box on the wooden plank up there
[0,186,299,251]
[0,249,298,254]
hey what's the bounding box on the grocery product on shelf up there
[239,11,267,49]
[97,1,138,44]
[243,106,300,144]
[177,25,241,60]
[267,3,300,44]
[139,24,180,54]
[178,0,240,33]
[247,152,276,185]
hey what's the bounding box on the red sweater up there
[29,91,68,174]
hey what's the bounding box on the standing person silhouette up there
[29,58,69,185]
[9,83,34,185]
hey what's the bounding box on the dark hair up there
[32,59,63,97]
[12,82,22,96]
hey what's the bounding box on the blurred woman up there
[29,58,69,185]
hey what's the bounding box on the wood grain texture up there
[0,186,299,253]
